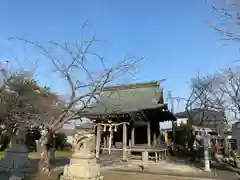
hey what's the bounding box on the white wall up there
[159,118,188,130]
[66,135,74,145]
[232,122,240,148]
[176,118,188,126]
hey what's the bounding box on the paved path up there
[31,152,240,180]
[168,156,240,180]
[210,162,240,180]
[215,169,240,180]
[99,150,122,167]
[102,170,218,180]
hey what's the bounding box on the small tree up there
[0,67,60,147]
[176,123,193,149]
[0,73,58,129]
[11,24,141,174]
[55,133,67,151]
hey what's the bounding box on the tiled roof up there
[175,108,226,130]
[83,81,164,115]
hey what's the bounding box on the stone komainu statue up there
[74,131,95,153]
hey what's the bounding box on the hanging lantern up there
[114,125,117,132]
[103,125,106,132]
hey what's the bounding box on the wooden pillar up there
[104,136,107,148]
[122,122,127,161]
[131,127,135,146]
[96,124,101,159]
[107,135,109,148]
[128,140,132,158]
[142,150,149,167]
[172,121,176,150]
[159,123,161,145]
[147,123,151,148]
[153,133,157,147]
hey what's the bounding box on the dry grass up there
[0,151,73,159]
[0,151,73,180]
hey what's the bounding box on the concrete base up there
[9,175,24,180]
[60,175,103,180]
[60,152,103,180]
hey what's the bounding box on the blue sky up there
[1,0,239,112]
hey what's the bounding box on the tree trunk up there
[49,139,56,164]
[38,144,51,174]
[37,132,53,176]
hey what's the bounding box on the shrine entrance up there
[134,126,147,144]
[81,81,176,163]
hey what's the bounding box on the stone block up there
[63,164,100,178]
[69,158,97,166]
[0,136,30,173]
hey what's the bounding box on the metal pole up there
[203,130,211,171]
[169,91,176,151]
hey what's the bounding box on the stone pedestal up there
[142,151,149,169]
[61,132,103,180]
[0,128,30,176]
[60,155,103,180]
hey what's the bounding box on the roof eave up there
[80,103,167,117]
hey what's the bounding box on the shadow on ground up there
[166,155,240,180]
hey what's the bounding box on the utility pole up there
[168,91,176,151]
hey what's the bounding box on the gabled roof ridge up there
[103,80,161,91]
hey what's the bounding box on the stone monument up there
[0,126,31,179]
[60,131,103,180]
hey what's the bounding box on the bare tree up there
[201,0,240,124]
[184,73,219,126]
[185,69,240,133]
[206,0,240,43]
[207,67,240,120]
[10,25,141,174]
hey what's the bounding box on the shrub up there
[55,133,67,150]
